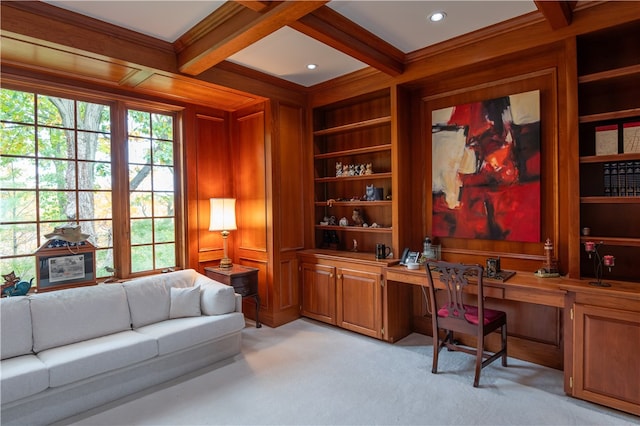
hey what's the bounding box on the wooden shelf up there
[578,64,640,84]
[579,152,640,163]
[579,236,640,247]
[314,144,391,160]
[315,225,392,233]
[313,116,391,136]
[580,196,640,204]
[315,201,391,207]
[315,172,392,183]
[579,108,640,123]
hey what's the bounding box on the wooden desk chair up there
[425,260,507,387]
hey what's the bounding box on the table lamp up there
[209,198,237,269]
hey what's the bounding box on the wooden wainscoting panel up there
[234,108,267,252]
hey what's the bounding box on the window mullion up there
[110,101,131,278]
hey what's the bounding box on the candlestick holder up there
[584,241,614,287]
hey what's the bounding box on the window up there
[127,110,176,273]
[1,86,181,282]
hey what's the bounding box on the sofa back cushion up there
[1,296,33,359]
[123,276,171,328]
[123,270,198,328]
[30,284,131,353]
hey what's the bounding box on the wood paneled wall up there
[226,100,306,327]
[187,110,232,269]
[409,43,569,274]
[402,43,570,368]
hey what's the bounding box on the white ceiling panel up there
[227,27,368,87]
[48,1,225,42]
[328,1,538,53]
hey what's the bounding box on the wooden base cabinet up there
[298,250,411,342]
[567,294,640,416]
[336,268,382,339]
[300,263,336,325]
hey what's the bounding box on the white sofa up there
[1,269,245,426]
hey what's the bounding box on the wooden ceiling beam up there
[535,1,576,30]
[290,6,405,77]
[177,1,327,76]
[233,1,272,13]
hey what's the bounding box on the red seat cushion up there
[437,304,505,325]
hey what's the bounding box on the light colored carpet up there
[59,318,637,426]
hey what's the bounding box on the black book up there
[603,163,611,196]
[635,161,640,196]
[610,162,618,196]
[627,161,635,196]
[618,161,626,196]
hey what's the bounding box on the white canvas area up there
[57,318,637,426]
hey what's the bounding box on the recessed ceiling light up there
[429,11,446,22]
[306,64,317,70]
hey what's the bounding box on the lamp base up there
[219,257,233,269]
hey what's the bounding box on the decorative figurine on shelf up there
[343,164,349,176]
[351,239,358,252]
[365,184,376,201]
[339,217,349,227]
[349,164,356,176]
[583,240,614,287]
[335,162,342,177]
[352,208,364,226]
[364,163,373,175]
[535,238,561,278]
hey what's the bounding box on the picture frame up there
[36,240,97,292]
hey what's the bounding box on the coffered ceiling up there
[43,1,576,87]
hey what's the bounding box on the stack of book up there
[603,161,640,196]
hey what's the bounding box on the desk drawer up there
[439,281,504,299]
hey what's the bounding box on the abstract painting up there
[431,90,540,242]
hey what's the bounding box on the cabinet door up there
[336,268,382,339]
[573,303,640,416]
[300,263,336,325]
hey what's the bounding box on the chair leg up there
[432,329,440,374]
[501,324,508,367]
[473,335,484,387]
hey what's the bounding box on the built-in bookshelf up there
[577,22,640,282]
[312,90,393,254]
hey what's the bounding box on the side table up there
[204,265,261,328]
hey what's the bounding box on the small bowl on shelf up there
[406,262,420,270]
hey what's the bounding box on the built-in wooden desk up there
[385,264,566,308]
[385,264,569,369]
[385,263,640,416]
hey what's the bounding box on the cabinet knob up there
[330,273,334,278]
[337,274,342,279]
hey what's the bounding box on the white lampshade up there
[209,198,237,231]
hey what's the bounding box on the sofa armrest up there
[234,293,242,313]
[198,279,237,316]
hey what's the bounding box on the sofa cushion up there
[30,284,131,353]
[124,276,171,328]
[135,313,245,356]
[198,280,237,315]
[1,296,33,360]
[170,286,201,319]
[37,330,158,388]
[0,355,49,404]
